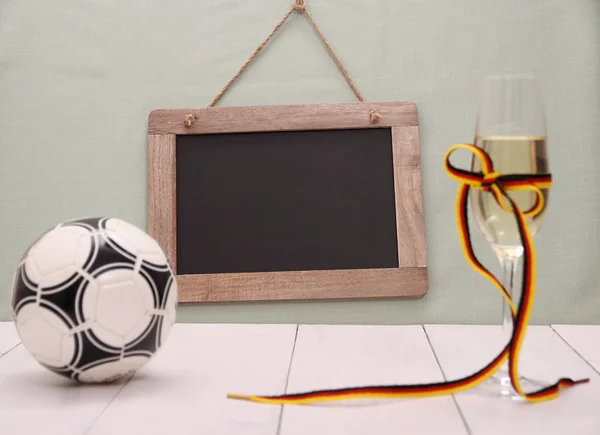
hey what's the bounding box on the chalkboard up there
[176,128,399,275]
[147,101,427,303]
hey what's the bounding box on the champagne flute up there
[470,75,550,398]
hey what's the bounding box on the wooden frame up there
[147,101,427,303]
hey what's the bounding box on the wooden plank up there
[552,325,600,373]
[425,325,600,435]
[87,324,297,435]
[147,134,177,270]
[0,339,125,435]
[0,322,19,357]
[391,126,427,267]
[178,266,428,303]
[148,101,418,135]
[279,325,468,435]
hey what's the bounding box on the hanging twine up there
[206,0,367,108]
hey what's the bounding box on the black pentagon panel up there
[41,270,82,294]
[76,330,123,367]
[86,235,135,272]
[125,315,161,354]
[61,216,105,230]
[141,265,173,309]
[97,217,170,272]
[161,275,176,310]
[133,267,158,310]
[155,317,166,349]
[155,315,172,349]
[40,274,88,326]
[98,219,137,261]
[143,260,172,273]
[10,265,36,315]
[39,363,77,380]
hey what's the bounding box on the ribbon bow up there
[443,144,586,402]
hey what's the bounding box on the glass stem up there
[500,255,519,335]
[497,252,521,377]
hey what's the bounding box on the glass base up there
[472,368,548,400]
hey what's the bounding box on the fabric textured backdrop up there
[0,0,598,324]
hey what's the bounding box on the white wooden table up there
[1,322,599,435]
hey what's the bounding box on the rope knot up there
[184,114,196,127]
[293,0,306,12]
[481,171,501,190]
[369,109,381,123]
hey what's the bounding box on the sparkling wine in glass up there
[470,75,550,398]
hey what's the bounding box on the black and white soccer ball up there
[10,217,177,383]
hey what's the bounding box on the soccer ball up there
[10,217,177,383]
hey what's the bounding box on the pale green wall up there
[1,0,598,324]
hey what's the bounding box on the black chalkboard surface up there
[176,128,399,275]
[148,101,427,303]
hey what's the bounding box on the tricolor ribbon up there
[227,144,589,405]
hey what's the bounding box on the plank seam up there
[81,373,135,435]
[277,324,299,435]
[550,326,600,378]
[0,342,21,359]
[422,326,472,435]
